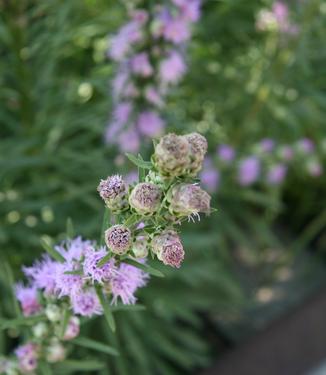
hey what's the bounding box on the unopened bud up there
[132,234,149,258]
[97,175,128,212]
[168,183,211,217]
[185,132,208,175]
[46,339,65,363]
[63,317,80,341]
[105,225,132,255]
[129,183,162,215]
[32,322,48,339]
[45,304,61,322]
[153,133,190,177]
[152,230,185,268]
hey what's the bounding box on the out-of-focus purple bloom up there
[113,102,132,125]
[306,160,323,177]
[83,247,116,284]
[23,256,58,296]
[105,121,124,144]
[159,51,186,84]
[297,138,315,153]
[55,263,84,299]
[279,145,294,161]
[163,16,190,44]
[217,144,235,162]
[63,317,80,341]
[71,289,102,317]
[112,69,129,99]
[118,129,140,153]
[267,164,287,185]
[137,111,165,137]
[145,86,164,108]
[200,158,219,192]
[124,170,138,184]
[15,343,39,373]
[15,284,41,316]
[55,237,94,263]
[172,0,201,22]
[238,156,261,186]
[260,138,275,153]
[131,52,153,77]
[111,262,149,305]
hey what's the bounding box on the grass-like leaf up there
[73,336,119,356]
[97,253,112,267]
[40,237,65,263]
[0,315,46,330]
[123,258,164,278]
[100,208,110,247]
[66,217,75,239]
[126,153,152,169]
[54,360,106,372]
[95,285,116,332]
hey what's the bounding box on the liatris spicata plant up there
[105,0,201,152]
[1,132,211,374]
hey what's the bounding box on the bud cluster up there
[98,132,212,269]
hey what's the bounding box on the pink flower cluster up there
[200,137,324,192]
[105,1,201,152]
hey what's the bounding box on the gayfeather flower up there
[54,262,84,299]
[163,16,190,44]
[267,164,287,185]
[71,289,102,317]
[15,284,41,317]
[279,145,294,161]
[238,156,261,186]
[260,138,275,153]
[159,51,187,84]
[83,247,116,283]
[23,255,58,296]
[118,129,140,153]
[131,52,153,77]
[297,138,315,153]
[15,343,39,373]
[55,237,94,263]
[63,317,80,341]
[137,111,165,137]
[217,144,235,162]
[111,262,149,305]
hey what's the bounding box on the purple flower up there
[260,138,275,153]
[173,0,201,22]
[130,52,153,77]
[15,284,41,316]
[145,86,164,108]
[15,343,39,373]
[63,317,80,341]
[200,159,220,192]
[83,247,116,283]
[112,69,129,99]
[267,164,287,185]
[238,156,261,186]
[217,144,235,162]
[118,129,140,153]
[55,237,94,263]
[23,255,58,296]
[137,111,165,137]
[111,262,149,305]
[55,262,84,299]
[124,170,138,184]
[297,138,315,153]
[279,145,294,161]
[163,16,190,44]
[71,289,102,317]
[159,51,186,84]
[113,102,132,126]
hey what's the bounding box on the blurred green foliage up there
[1,0,326,373]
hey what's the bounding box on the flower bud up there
[45,304,61,322]
[129,183,162,215]
[168,183,211,217]
[63,317,80,341]
[105,225,132,255]
[32,322,48,339]
[46,339,65,363]
[185,132,208,175]
[132,234,149,258]
[153,133,190,177]
[97,175,128,212]
[152,230,184,268]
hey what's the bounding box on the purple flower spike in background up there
[217,144,235,162]
[260,138,275,153]
[298,138,315,153]
[238,156,261,186]
[15,284,41,317]
[137,111,165,137]
[267,164,287,185]
[200,157,220,192]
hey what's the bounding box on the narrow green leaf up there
[95,285,116,332]
[54,360,106,372]
[66,217,74,239]
[124,213,139,228]
[64,270,83,276]
[100,208,110,247]
[40,237,65,263]
[73,336,119,356]
[0,315,46,330]
[110,304,146,312]
[39,361,53,375]
[97,253,112,267]
[123,259,164,278]
[126,153,152,169]
[137,154,146,182]
[3,262,21,317]
[60,309,71,339]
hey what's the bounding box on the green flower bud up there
[168,183,211,217]
[45,304,61,322]
[153,133,190,177]
[185,132,208,175]
[46,339,65,363]
[132,234,149,258]
[129,182,162,215]
[32,322,48,339]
